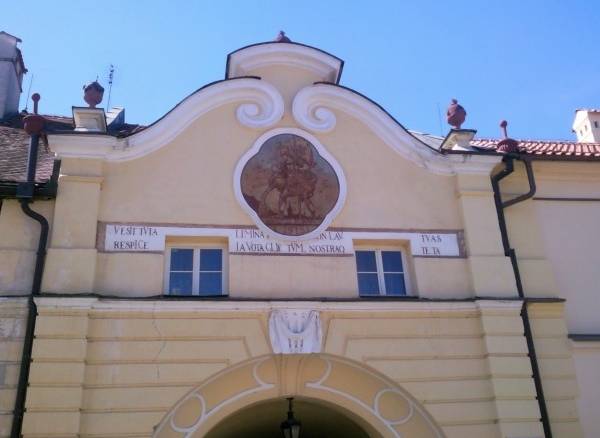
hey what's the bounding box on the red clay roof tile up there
[470,138,600,158]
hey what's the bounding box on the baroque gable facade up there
[1,39,599,438]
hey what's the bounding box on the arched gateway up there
[153,354,445,438]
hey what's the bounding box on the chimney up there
[0,31,27,120]
[573,109,600,143]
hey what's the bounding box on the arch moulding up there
[153,353,445,438]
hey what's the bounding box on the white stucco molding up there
[269,309,322,354]
[48,78,285,162]
[45,134,118,160]
[292,83,501,175]
[227,42,343,84]
[85,299,484,314]
[34,296,99,310]
[476,299,523,315]
[570,339,600,351]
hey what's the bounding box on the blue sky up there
[4,0,600,140]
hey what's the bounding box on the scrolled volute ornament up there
[292,85,337,133]
[235,83,285,129]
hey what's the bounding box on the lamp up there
[280,397,301,438]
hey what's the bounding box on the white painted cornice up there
[34,296,98,310]
[46,134,118,160]
[476,299,523,314]
[32,297,499,313]
[447,154,503,175]
[227,43,343,84]
[48,78,285,162]
[292,83,501,175]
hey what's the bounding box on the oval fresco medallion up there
[235,129,345,239]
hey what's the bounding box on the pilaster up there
[22,297,96,438]
[42,158,103,294]
[478,300,543,438]
[504,200,559,297]
[457,173,518,297]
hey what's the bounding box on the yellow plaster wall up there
[571,342,600,438]
[230,254,358,298]
[250,65,323,114]
[0,200,54,294]
[21,298,581,438]
[90,97,471,298]
[95,253,164,297]
[97,106,462,230]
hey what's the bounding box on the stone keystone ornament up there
[234,128,346,240]
[269,309,322,354]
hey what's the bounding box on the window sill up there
[163,294,230,299]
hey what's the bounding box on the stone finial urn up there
[447,99,467,129]
[83,81,105,108]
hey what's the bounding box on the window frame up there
[164,244,228,296]
[354,247,411,297]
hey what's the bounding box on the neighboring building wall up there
[0,298,28,438]
[533,162,600,438]
[502,161,600,437]
[23,298,560,438]
[572,110,600,143]
[570,341,600,438]
[529,303,583,437]
[531,162,600,333]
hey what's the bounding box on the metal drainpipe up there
[11,95,49,438]
[491,155,553,438]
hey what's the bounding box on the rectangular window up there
[594,121,599,129]
[167,247,226,296]
[355,249,407,296]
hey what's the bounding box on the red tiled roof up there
[471,139,600,158]
[0,115,66,182]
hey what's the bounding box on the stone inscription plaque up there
[100,223,465,257]
[240,133,340,237]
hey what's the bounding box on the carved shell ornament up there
[234,128,347,240]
